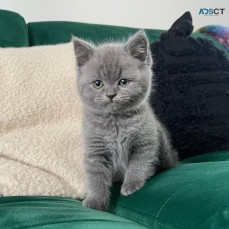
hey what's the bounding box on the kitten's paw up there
[121,180,145,196]
[83,197,109,211]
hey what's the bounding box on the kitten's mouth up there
[107,98,117,104]
[94,98,130,112]
[107,100,119,109]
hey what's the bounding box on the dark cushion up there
[109,150,229,228]
[0,9,29,47]
[150,12,229,159]
[27,21,163,46]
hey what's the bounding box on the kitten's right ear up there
[125,30,150,63]
[72,36,94,67]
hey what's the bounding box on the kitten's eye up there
[118,79,129,86]
[93,80,103,89]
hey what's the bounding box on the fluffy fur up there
[73,31,178,211]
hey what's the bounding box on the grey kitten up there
[73,30,178,211]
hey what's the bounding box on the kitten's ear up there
[72,36,94,67]
[125,30,150,62]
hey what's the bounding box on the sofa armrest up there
[0,9,29,47]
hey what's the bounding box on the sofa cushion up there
[0,197,147,229]
[27,21,163,46]
[150,12,229,159]
[0,9,29,47]
[109,150,229,229]
[0,43,85,198]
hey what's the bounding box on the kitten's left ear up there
[72,36,95,67]
[125,30,150,63]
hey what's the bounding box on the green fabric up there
[0,9,29,47]
[27,21,163,46]
[183,151,229,163]
[0,196,146,229]
[109,151,229,229]
[27,21,228,56]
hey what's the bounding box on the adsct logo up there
[199,8,225,16]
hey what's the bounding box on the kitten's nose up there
[107,94,116,100]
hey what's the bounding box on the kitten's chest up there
[103,116,130,151]
[102,116,132,175]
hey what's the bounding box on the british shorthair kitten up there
[73,30,178,211]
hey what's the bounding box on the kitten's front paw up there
[121,180,145,196]
[83,197,109,211]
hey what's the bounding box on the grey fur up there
[73,30,178,211]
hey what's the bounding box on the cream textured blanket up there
[0,43,85,198]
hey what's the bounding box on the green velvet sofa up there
[1,9,229,229]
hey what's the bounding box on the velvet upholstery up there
[109,151,229,228]
[0,9,29,47]
[0,197,147,229]
[27,21,163,46]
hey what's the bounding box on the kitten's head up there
[73,30,153,114]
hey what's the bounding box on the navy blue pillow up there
[150,12,229,159]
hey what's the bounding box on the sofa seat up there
[0,197,147,229]
[109,151,229,228]
[1,151,229,229]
